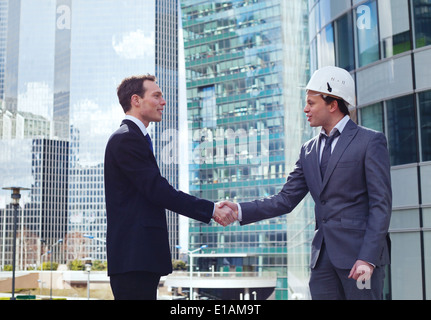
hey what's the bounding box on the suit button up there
[321,200,327,205]
[322,219,327,223]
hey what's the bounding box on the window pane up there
[379,0,411,58]
[386,95,418,165]
[390,232,423,300]
[318,23,335,67]
[310,38,318,72]
[419,90,431,161]
[355,0,380,67]
[413,0,431,48]
[424,231,431,300]
[424,208,431,228]
[335,12,355,71]
[360,103,384,132]
[389,209,420,230]
[421,165,431,205]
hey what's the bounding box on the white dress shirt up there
[318,115,350,162]
[124,115,150,137]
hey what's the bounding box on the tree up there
[172,260,187,271]
[40,261,59,271]
[68,259,84,271]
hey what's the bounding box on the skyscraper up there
[181,0,312,299]
[0,0,182,268]
[154,0,182,260]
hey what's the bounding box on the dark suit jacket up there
[240,120,392,269]
[104,119,214,276]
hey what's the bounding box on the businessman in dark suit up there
[104,75,236,300]
[219,66,392,300]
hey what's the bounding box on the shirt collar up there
[124,115,149,137]
[320,115,350,137]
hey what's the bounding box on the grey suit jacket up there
[240,120,392,269]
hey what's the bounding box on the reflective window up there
[360,103,384,133]
[335,12,355,71]
[355,0,380,67]
[310,38,318,72]
[309,0,321,39]
[413,0,431,48]
[378,0,411,58]
[319,0,351,28]
[200,86,217,128]
[424,230,431,299]
[419,90,431,161]
[356,55,413,106]
[319,0,332,28]
[386,95,418,166]
[318,23,335,67]
[422,166,431,204]
[390,231,423,299]
[414,49,431,91]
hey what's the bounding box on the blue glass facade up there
[182,0,313,299]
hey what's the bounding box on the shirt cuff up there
[237,203,243,221]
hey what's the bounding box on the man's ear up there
[329,99,339,113]
[131,94,140,107]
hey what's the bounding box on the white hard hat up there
[306,66,356,107]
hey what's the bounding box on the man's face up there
[304,90,332,129]
[134,80,166,127]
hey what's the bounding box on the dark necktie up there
[320,130,340,178]
[145,134,153,153]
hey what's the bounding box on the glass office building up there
[181,0,313,299]
[0,0,182,268]
[309,0,431,299]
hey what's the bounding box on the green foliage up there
[68,259,85,270]
[67,259,107,271]
[3,265,13,271]
[172,259,187,271]
[91,260,107,271]
[39,262,59,271]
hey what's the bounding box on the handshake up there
[212,201,238,227]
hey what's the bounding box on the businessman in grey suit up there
[218,66,392,300]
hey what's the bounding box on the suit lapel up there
[321,120,359,191]
[121,120,157,164]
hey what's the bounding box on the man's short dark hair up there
[117,74,157,113]
[322,95,350,116]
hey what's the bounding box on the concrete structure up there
[165,271,277,300]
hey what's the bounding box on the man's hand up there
[213,203,238,226]
[216,201,238,215]
[348,260,374,281]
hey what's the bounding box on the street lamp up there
[2,186,30,300]
[176,244,207,300]
[83,235,107,300]
[82,257,93,300]
[41,238,63,300]
[83,234,106,243]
